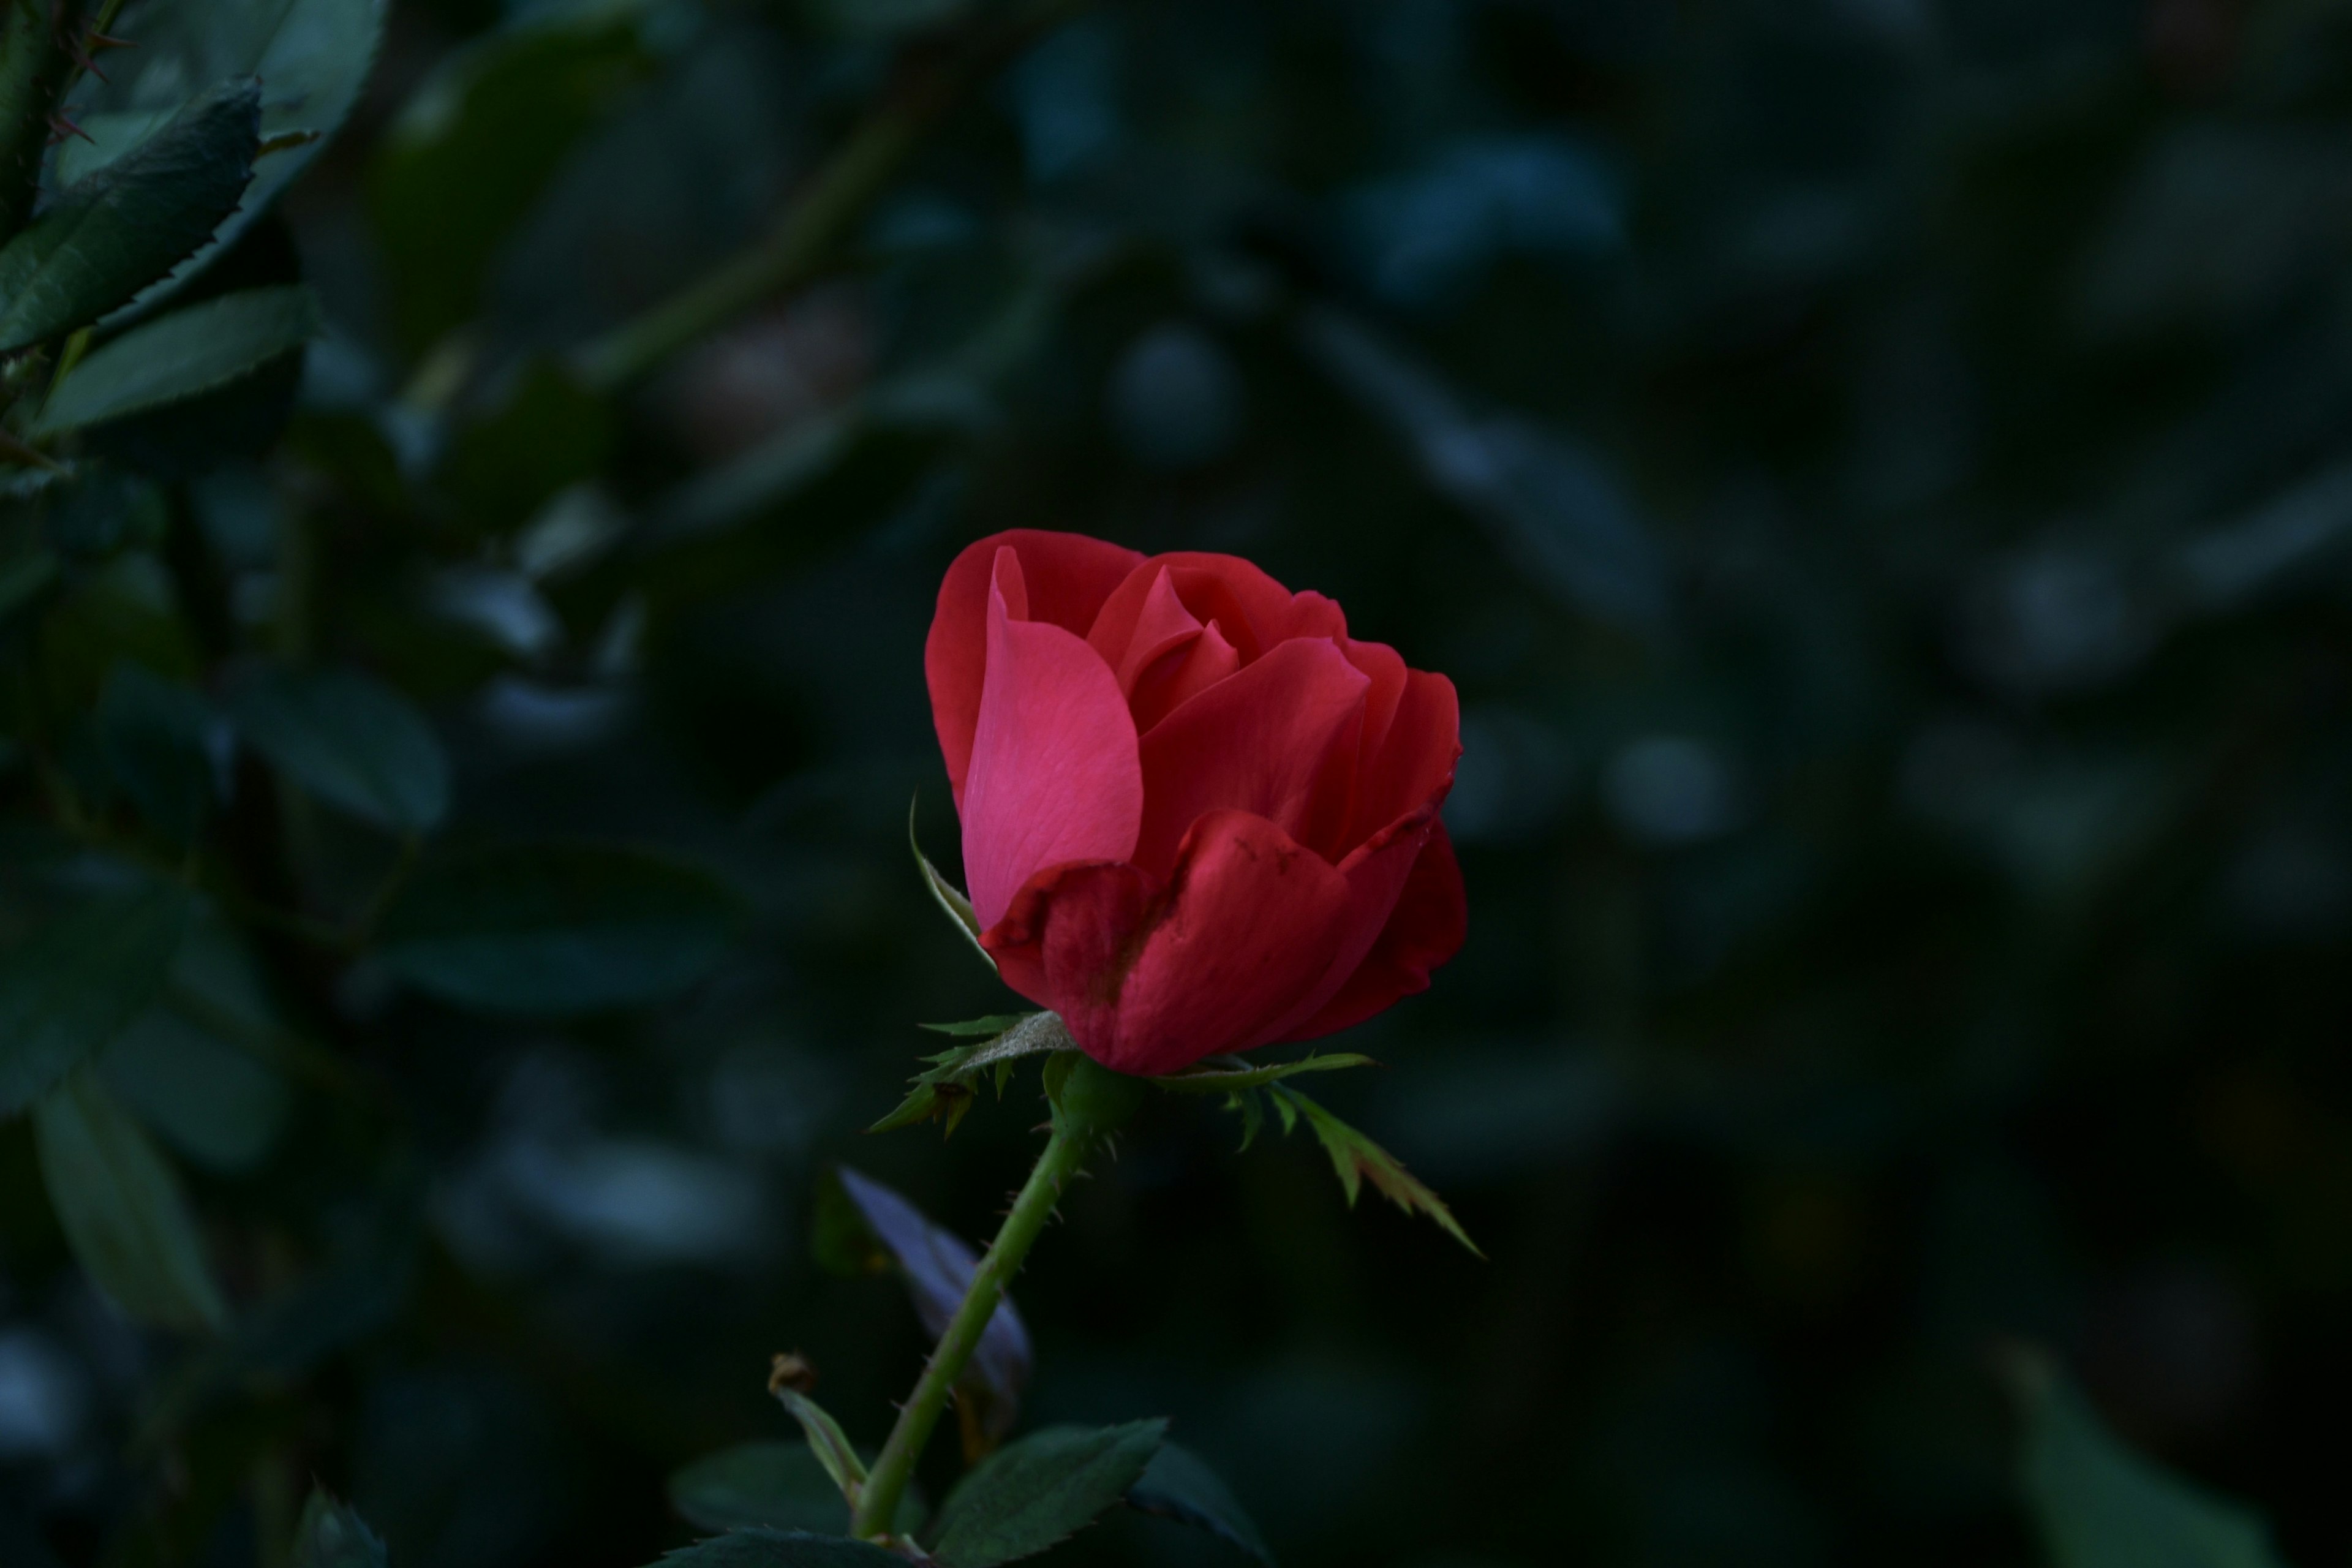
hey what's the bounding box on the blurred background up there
[7,0,2352,1562]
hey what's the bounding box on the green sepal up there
[869,1011,1068,1136]
[1236,1085,1480,1257]
[911,797,995,972]
[920,1014,1034,1037]
[772,1378,869,1508]
[1150,1052,1377,1094]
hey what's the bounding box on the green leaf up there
[370,10,656,351]
[669,1442,926,1538]
[228,663,450,834]
[931,1420,1169,1568]
[34,1068,226,1333]
[377,843,742,1016]
[94,663,214,842]
[912,799,995,972]
[1151,1053,1378,1094]
[870,1012,1069,1135]
[771,1381,868,1506]
[644,1531,907,1568]
[0,80,261,351]
[36,285,323,438]
[288,1487,387,1568]
[1272,1087,1482,1257]
[66,0,387,315]
[2008,1352,2283,1568]
[1127,1442,1274,1564]
[0,879,195,1117]
[439,356,613,535]
[102,914,291,1174]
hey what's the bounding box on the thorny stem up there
[849,1122,1091,1542]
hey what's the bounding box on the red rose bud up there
[925,530,1466,1076]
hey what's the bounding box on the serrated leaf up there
[2007,1352,2283,1568]
[646,1531,907,1568]
[828,1166,1031,1440]
[94,663,213,842]
[34,1068,225,1333]
[289,1487,386,1568]
[0,879,194,1117]
[1152,1053,1378,1094]
[669,1442,926,1538]
[228,663,449,834]
[870,1012,1069,1134]
[66,0,387,317]
[36,286,323,438]
[0,81,260,350]
[1272,1086,1481,1257]
[1127,1442,1274,1564]
[913,799,995,972]
[377,843,742,1016]
[371,10,655,351]
[932,1420,1168,1568]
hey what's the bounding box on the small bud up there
[767,1351,818,1395]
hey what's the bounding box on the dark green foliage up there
[36,285,322,437]
[669,1442,858,1536]
[1126,1442,1273,1564]
[930,1421,1168,1568]
[228,663,450,834]
[0,878,192,1115]
[376,843,742,1014]
[0,80,260,349]
[33,1068,225,1332]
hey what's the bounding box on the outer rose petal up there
[928,530,1144,804]
[1133,638,1369,877]
[960,549,1143,928]
[1284,820,1466,1041]
[983,810,1360,1076]
[1252,803,1438,1042]
[1346,668,1461,847]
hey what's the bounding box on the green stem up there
[850,1123,1091,1540]
[571,0,1088,394]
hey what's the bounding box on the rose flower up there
[926,530,1465,1076]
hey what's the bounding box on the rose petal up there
[1133,638,1370,877]
[984,810,1360,1076]
[1283,820,1466,1041]
[928,530,1144,804]
[1129,617,1241,733]
[1346,668,1460,846]
[1088,554,1348,667]
[960,549,1143,928]
[1253,804,1438,1042]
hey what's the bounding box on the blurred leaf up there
[671,1442,856,1536]
[439,358,613,535]
[2008,1354,2282,1568]
[1152,1053,1376,1095]
[810,0,970,40]
[34,1068,226,1333]
[0,81,261,351]
[36,286,322,438]
[66,0,386,315]
[377,843,741,1016]
[0,879,194,1117]
[870,1012,1068,1135]
[932,1420,1168,1568]
[647,1531,906,1567]
[0,548,57,626]
[1126,1442,1274,1564]
[94,663,213,842]
[912,802,994,971]
[290,1487,388,1568]
[371,9,657,351]
[826,1166,1031,1439]
[228,663,450,834]
[1272,1085,1481,1257]
[1297,307,1667,635]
